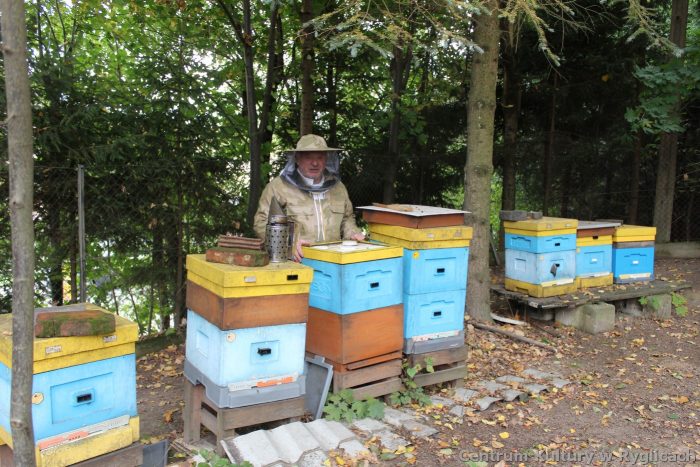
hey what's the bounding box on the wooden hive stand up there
[326,353,404,400]
[0,443,143,467]
[407,345,468,388]
[183,380,305,456]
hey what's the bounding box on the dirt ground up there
[136,257,700,466]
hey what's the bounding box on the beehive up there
[0,310,138,464]
[368,224,471,295]
[403,289,466,340]
[185,254,312,329]
[612,225,656,283]
[305,304,403,365]
[504,217,578,297]
[185,309,306,389]
[302,242,403,315]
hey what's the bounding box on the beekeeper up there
[253,134,365,261]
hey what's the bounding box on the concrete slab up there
[495,375,526,384]
[475,380,509,394]
[402,419,438,438]
[339,439,368,457]
[305,419,356,450]
[475,396,502,411]
[429,395,456,407]
[581,302,615,334]
[351,418,389,434]
[555,306,583,328]
[523,383,548,395]
[298,449,329,467]
[382,407,414,428]
[522,368,557,380]
[229,430,280,467]
[655,241,700,258]
[375,430,409,452]
[269,422,319,463]
[501,388,525,402]
[449,405,466,418]
[551,378,571,389]
[453,388,478,403]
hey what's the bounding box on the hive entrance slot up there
[257,348,272,356]
[370,282,379,289]
[76,393,92,404]
[287,274,298,281]
[437,268,445,274]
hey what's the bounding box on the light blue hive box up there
[301,241,404,315]
[185,309,306,388]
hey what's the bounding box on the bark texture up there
[1,0,37,463]
[653,0,688,242]
[463,0,500,323]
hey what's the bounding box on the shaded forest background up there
[0,0,698,333]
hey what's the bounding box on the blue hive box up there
[402,247,468,295]
[505,233,577,254]
[185,309,306,388]
[403,289,466,339]
[302,256,403,315]
[505,249,576,285]
[576,244,612,277]
[0,354,137,442]
[612,246,655,283]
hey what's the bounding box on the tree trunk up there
[499,25,520,249]
[300,0,314,135]
[69,239,78,303]
[464,0,500,323]
[653,0,688,242]
[326,55,339,147]
[542,74,557,216]
[173,189,186,327]
[415,43,432,205]
[218,0,281,225]
[383,43,413,203]
[628,132,642,224]
[48,205,63,306]
[241,0,262,227]
[1,0,37,463]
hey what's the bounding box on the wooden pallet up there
[183,380,304,456]
[329,357,403,400]
[407,345,468,388]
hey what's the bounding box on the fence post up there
[78,165,86,302]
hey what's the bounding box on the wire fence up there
[0,162,697,330]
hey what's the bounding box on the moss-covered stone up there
[205,246,270,267]
[34,310,116,337]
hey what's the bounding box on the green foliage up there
[390,357,434,407]
[638,295,661,311]
[625,62,700,134]
[671,292,688,317]
[196,449,252,467]
[323,389,385,422]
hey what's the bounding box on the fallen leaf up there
[499,432,510,439]
[163,408,178,423]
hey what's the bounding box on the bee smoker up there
[265,197,295,262]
